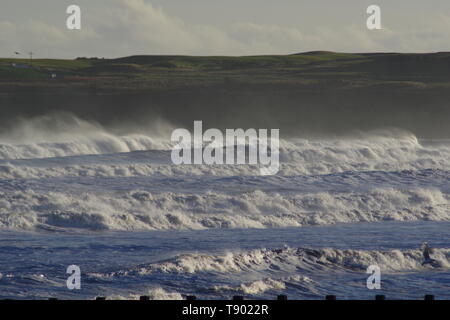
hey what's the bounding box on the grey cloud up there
[1,0,450,58]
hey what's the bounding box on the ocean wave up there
[213,275,313,295]
[111,246,450,278]
[0,134,171,160]
[0,161,260,179]
[0,113,173,160]
[1,131,450,176]
[279,132,450,175]
[0,188,449,231]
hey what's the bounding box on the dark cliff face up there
[1,52,450,138]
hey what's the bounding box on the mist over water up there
[0,112,175,144]
[0,113,175,159]
[3,83,450,139]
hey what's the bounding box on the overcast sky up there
[1,0,450,58]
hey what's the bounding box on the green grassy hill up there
[2,51,449,90]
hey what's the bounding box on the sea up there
[0,117,449,299]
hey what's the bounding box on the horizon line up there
[2,51,450,60]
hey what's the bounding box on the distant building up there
[11,63,30,69]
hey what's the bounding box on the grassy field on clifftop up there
[2,51,450,91]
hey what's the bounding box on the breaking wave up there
[213,275,313,295]
[0,113,173,160]
[1,128,450,177]
[2,114,450,233]
[111,246,450,277]
[1,187,448,231]
[140,248,450,273]
[0,134,171,160]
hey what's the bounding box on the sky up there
[1,0,450,58]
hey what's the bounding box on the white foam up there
[0,187,449,231]
[0,134,171,160]
[2,131,450,178]
[0,113,173,160]
[214,275,312,295]
[130,246,450,277]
